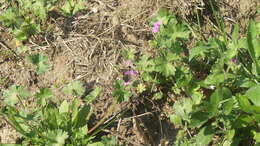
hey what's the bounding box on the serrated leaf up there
[28,53,51,74]
[85,87,102,104]
[59,100,69,113]
[245,84,260,106]
[3,85,30,106]
[72,0,85,15]
[63,80,85,97]
[189,44,208,61]
[46,130,68,146]
[35,88,54,106]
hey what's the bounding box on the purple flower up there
[124,70,138,76]
[231,58,237,64]
[152,21,162,33]
[123,69,138,86]
[123,81,131,86]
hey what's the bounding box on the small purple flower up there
[123,69,138,86]
[124,70,138,76]
[123,81,131,86]
[231,58,237,64]
[152,21,162,33]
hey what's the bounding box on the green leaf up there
[222,98,234,115]
[171,23,190,41]
[189,44,208,61]
[112,80,132,102]
[71,98,80,123]
[3,85,30,106]
[74,104,90,128]
[231,24,239,43]
[85,87,102,104]
[45,130,68,146]
[170,114,182,125]
[194,126,214,146]
[253,132,260,143]
[72,0,85,15]
[4,107,28,136]
[247,20,260,76]
[35,88,54,106]
[189,111,210,128]
[87,142,105,146]
[28,53,51,74]
[59,100,69,113]
[63,80,85,97]
[245,84,260,106]
[122,48,136,60]
[173,98,193,121]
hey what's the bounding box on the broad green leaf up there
[247,20,260,76]
[170,114,182,125]
[237,95,260,114]
[59,100,69,113]
[28,53,51,74]
[253,132,260,143]
[74,105,90,128]
[245,84,260,106]
[63,80,85,97]
[173,98,193,121]
[222,98,234,115]
[35,88,54,106]
[231,24,239,43]
[71,98,80,123]
[3,85,30,106]
[194,126,214,146]
[85,87,102,104]
[189,111,210,128]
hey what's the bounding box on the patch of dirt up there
[0,0,259,145]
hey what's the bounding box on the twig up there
[0,40,18,57]
[120,111,155,121]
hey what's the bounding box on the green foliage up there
[0,81,111,145]
[60,0,85,16]
[63,80,85,97]
[128,9,260,145]
[3,85,30,106]
[0,0,85,41]
[112,80,132,102]
[28,53,51,75]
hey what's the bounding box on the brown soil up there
[0,0,259,145]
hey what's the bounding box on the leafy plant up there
[126,9,260,145]
[0,81,110,145]
[27,53,51,75]
[0,0,57,41]
[60,0,85,16]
